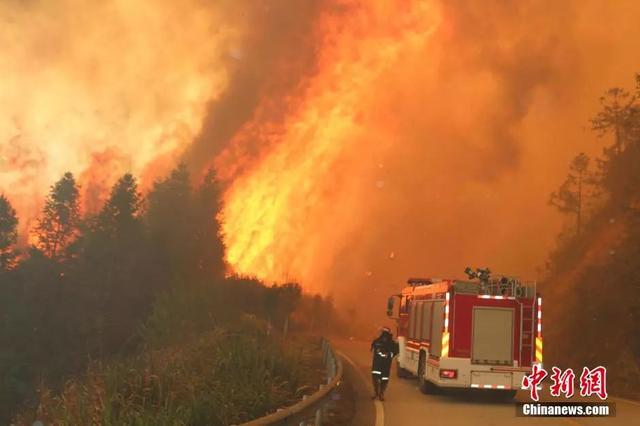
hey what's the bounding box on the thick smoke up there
[322,0,640,311]
[2,0,640,321]
[212,0,640,310]
[183,0,325,177]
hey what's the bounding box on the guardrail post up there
[332,353,336,377]
[327,350,335,380]
[314,385,324,426]
[298,395,309,426]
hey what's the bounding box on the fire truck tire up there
[396,363,411,379]
[417,352,439,394]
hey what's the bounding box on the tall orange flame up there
[219,1,442,292]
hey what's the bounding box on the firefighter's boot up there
[379,380,388,401]
[371,376,380,399]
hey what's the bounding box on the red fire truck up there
[386,268,542,397]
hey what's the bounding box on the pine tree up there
[549,153,592,236]
[98,173,142,235]
[75,174,148,355]
[591,83,640,203]
[0,195,18,270]
[146,164,194,281]
[591,87,637,156]
[194,169,226,278]
[34,172,80,258]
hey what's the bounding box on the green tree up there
[193,169,226,278]
[269,282,301,338]
[0,195,18,270]
[591,87,637,156]
[549,153,592,236]
[74,173,150,356]
[34,172,80,257]
[146,164,194,281]
[97,173,142,235]
[591,82,640,203]
[145,164,230,284]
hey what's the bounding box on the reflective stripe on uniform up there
[372,370,382,374]
[381,377,389,381]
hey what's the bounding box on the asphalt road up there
[333,338,639,426]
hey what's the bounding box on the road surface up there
[333,338,639,426]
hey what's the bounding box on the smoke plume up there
[2,0,640,311]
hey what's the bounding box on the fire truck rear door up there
[471,307,514,365]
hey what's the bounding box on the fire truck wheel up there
[396,363,411,379]
[417,353,439,394]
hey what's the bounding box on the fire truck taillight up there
[439,369,457,379]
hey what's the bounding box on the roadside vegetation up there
[0,165,338,424]
[15,326,324,426]
[544,73,640,399]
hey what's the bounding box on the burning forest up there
[1,0,640,423]
[1,0,639,295]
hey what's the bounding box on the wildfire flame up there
[0,0,241,234]
[2,0,640,298]
[218,2,442,292]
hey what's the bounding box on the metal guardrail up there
[240,338,343,426]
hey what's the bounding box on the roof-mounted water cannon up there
[463,266,476,279]
[464,266,491,289]
[476,268,491,282]
[464,267,491,280]
[465,267,535,297]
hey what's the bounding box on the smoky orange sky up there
[2,0,640,303]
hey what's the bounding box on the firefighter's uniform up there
[370,328,399,400]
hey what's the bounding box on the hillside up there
[542,75,640,399]
[542,210,639,399]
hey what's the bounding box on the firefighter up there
[370,326,399,401]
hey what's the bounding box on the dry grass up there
[15,319,324,426]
